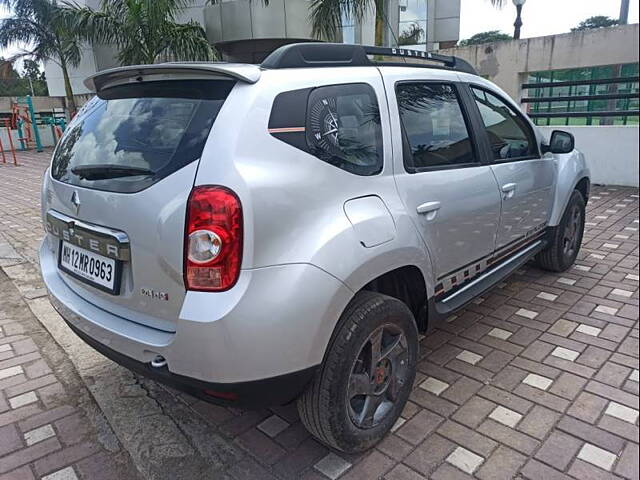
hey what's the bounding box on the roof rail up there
[261,42,478,76]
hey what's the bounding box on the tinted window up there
[51,80,234,193]
[396,83,476,170]
[471,87,538,161]
[268,83,383,176]
[306,84,382,175]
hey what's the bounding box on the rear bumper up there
[62,315,316,407]
[40,240,353,403]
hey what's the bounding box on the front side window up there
[397,83,476,171]
[472,87,538,161]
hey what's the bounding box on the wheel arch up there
[549,149,591,226]
[332,249,433,335]
[308,259,432,391]
[359,265,429,332]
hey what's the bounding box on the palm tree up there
[69,0,214,66]
[488,0,525,39]
[0,0,81,114]
[309,0,387,46]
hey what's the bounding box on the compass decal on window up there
[268,83,383,176]
[308,96,341,157]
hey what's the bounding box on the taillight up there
[185,186,243,291]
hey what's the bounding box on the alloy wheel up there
[562,204,582,258]
[346,324,410,429]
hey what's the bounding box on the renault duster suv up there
[40,43,589,453]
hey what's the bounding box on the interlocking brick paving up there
[0,149,638,479]
[0,271,139,479]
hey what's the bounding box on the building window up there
[398,0,427,48]
[523,63,639,126]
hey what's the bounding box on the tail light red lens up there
[185,186,243,291]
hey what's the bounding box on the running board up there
[434,239,546,316]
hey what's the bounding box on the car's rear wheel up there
[536,189,586,272]
[297,291,418,453]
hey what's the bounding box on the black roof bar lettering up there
[261,43,478,76]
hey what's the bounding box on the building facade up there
[45,0,461,96]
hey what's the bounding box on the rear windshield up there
[51,80,235,193]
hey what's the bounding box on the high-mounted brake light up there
[185,186,243,291]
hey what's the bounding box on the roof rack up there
[261,43,478,76]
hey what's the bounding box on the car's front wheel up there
[536,189,586,272]
[297,291,418,453]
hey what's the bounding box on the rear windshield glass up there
[51,80,235,193]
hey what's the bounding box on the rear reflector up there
[185,186,243,291]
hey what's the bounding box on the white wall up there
[539,126,639,187]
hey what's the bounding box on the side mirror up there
[544,130,575,154]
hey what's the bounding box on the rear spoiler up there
[84,62,261,92]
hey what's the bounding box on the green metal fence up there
[523,63,640,126]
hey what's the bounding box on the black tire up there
[297,291,418,453]
[535,189,586,272]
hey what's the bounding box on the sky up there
[460,0,639,40]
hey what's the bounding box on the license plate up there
[58,241,122,294]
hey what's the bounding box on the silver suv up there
[40,43,590,453]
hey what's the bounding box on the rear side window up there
[269,83,383,176]
[396,83,476,171]
[471,87,538,161]
[51,80,235,193]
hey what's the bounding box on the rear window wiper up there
[71,164,155,180]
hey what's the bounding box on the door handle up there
[501,183,517,199]
[417,201,441,214]
[417,201,441,220]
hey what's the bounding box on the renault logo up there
[70,191,81,215]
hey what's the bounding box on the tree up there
[459,31,511,46]
[487,0,526,39]
[21,59,46,81]
[572,16,619,32]
[0,56,20,79]
[70,0,214,65]
[21,59,48,95]
[0,0,80,112]
[0,57,48,95]
[309,0,388,46]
